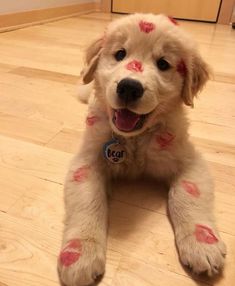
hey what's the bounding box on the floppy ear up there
[182,53,211,107]
[82,37,103,84]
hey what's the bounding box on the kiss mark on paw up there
[182,180,200,198]
[168,16,179,25]
[139,20,155,33]
[73,165,90,182]
[177,60,187,76]
[194,224,218,244]
[60,239,82,267]
[126,60,143,72]
[156,132,175,148]
[86,115,100,126]
[60,251,81,267]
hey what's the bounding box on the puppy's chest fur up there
[107,130,181,179]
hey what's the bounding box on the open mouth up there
[112,109,147,132]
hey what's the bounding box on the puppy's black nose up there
[117,78,144,103]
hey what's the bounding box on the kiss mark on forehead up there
[177,60,187,76]
[126,60,143,72]
[139,20,155,33]
[168,16,179,25]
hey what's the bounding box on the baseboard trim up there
[0,2,100,33]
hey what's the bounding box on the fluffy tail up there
[77,82,93,104]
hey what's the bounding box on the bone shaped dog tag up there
[103,138,126,164]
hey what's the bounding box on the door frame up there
[100,0,233,24]
[110,0,223,23]
[218,0,234,23]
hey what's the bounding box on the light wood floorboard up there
[0,12,234,286]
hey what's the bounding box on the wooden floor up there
[0,12,235,286]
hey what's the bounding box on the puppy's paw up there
[177,225,226,276]
[58,238,106,286]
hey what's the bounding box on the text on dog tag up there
[103,139,126,164]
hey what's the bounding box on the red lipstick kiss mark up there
[177,60,187,76]
[126,60,143,72]
[194,224,218,244]
[73,165,90,182]
[86,115,100,126]
[182,180,200,198]
[60,251,80,267]
[60,239,82,267]
[156,132,175,148]
[168,16,179,25]
[139,20,155,33]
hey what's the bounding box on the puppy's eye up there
[114,49,126,61]
[156,58,171,71]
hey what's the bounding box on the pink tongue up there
[115,109,141,132]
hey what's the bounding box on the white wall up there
[0,0,97,15]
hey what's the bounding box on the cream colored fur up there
[58,14,226,286]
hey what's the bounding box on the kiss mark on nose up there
[86,115,100,126]
[177,60,187,76]
[156,132,175,148]
[194,224,218,244]
[126,60,143,72]
[73,165,90,182]
[139,20,155,33]
[182,180,200,198]
[60,239,82,267]
[168,16,179,25]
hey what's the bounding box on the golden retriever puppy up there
[58,14,226,286]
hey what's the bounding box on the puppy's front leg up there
[58,157,108,286]
[168,154,226,276]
